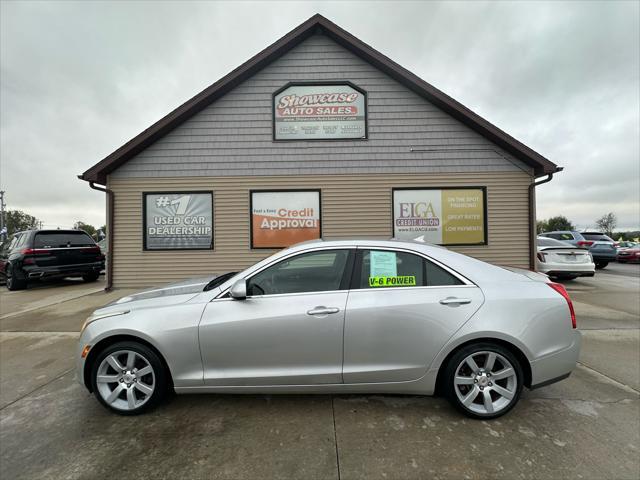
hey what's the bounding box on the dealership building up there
[80,14,560,289]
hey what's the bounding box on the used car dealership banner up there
[144,192,213,250]
[393,188,486,245]
[273,83,366,140]
[251,191,321,248]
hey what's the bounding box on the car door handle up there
[439,297,472,306]
[307,306,340,316]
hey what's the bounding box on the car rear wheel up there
[445,343,523,419]
[6,264,27,291]
[82,271,100,282]
[90,341,167,415]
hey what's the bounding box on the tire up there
[6,264,27,291]
[444,342,524,419]
[82,271,100,282]
[90,341,167,415]
[595,262,608,269]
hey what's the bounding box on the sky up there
[1,0,639,231]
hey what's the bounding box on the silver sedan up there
[77,239,581,419]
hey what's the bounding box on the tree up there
[536,220,548,234]
[538,215,574,233]
[595,212,617,237]
[5,210,40,235]
[74,221,97,238]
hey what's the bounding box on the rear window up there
[34,231,95,248]
[582,233,613,242]
[537,237,571,247]
[546,233,575,241]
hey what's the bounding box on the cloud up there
[1,0,638,229]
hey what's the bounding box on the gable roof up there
[80,14,559,184]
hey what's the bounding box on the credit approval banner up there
[251,190,321,248]
[144,192,213,250]
[393,188,487,245]
[273,83,366,140]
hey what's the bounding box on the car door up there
[198,248,354,386]
[343,248,484,384]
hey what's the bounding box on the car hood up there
[100,275,218,311]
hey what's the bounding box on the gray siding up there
[113,34,532,178]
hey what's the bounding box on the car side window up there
[356,249,463,289]
[16,234,29,249]
[425,259,464,286]
[247,249,351,296]
[9,234,21,251]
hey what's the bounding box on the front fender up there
[78,302,206,389]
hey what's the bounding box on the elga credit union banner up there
[144,192,213,250]
[274,84,366,140]
[251,191,321,248]
[393,188,486,245]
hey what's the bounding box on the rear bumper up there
[545,270,594,278]
[529,330,581,389]
[539,262,595,277]
[591,252,617,261]
[23,262,104,279]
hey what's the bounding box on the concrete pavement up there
[1,265,638,479]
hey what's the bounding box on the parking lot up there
[1,265,638,480]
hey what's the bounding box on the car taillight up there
[548,283,576,329]
[576,241,593,247]
[20,248,49,255]
[536,252,546,262]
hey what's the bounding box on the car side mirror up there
[229,279,247,300]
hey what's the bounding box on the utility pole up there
[0,191,6,241]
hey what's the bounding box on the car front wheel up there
[595,261,608,269]
[90,341,167,415]
[445,343,523,419]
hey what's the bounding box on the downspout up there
[528,167,563,270]
[84,179,114,291]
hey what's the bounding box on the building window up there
[143,192,213,250]
[250,190,321,249]
[392,187,487,246]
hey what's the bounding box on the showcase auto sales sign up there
[274,84,366,140]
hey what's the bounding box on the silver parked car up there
[77,239,581,419]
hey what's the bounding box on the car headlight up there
[80,310,130,334]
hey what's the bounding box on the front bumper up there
[529,330,581,388]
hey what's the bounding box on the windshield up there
[203,271,239,291]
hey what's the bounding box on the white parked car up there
[536,237,595,280]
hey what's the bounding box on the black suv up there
[0,229,105,290]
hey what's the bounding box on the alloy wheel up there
[453,350,518,415]
[95,349,156,411]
